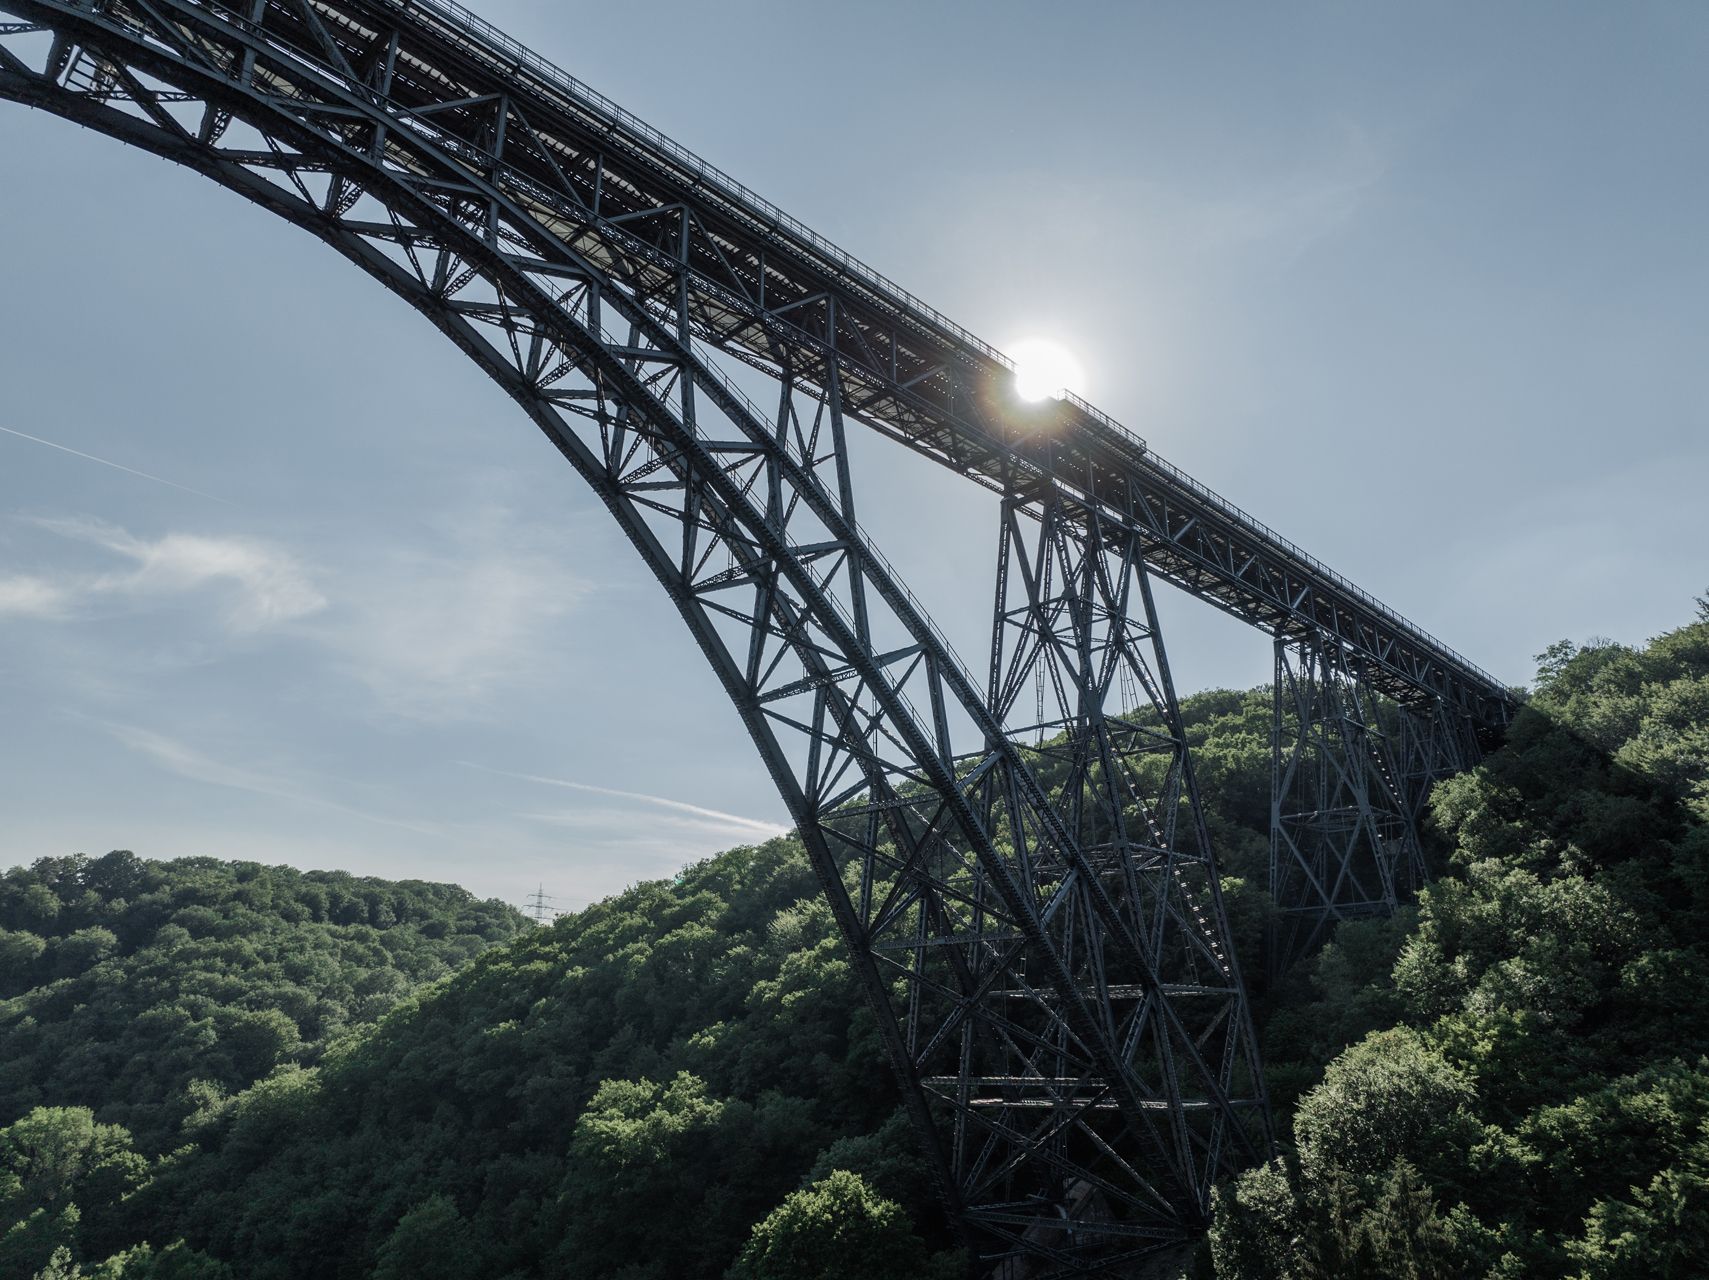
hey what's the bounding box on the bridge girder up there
[11,0,1514,732]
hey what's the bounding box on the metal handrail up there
[386,0,1507,697]
[393,0,1015,365]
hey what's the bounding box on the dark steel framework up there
[0,0,1515,1271]
[1268,638,1489,978]
[1270,639,1424,976]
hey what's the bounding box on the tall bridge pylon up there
[1270,637,1423,977]
[0,0,1515,1271]
[1269,634,1491,979]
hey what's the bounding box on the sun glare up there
[1008,338,1085,403]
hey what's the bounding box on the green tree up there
[0,1108,148,1260]
[87,1241,233,1279]
[371,1196,481,1280]
[1567,1146,1709,1279]
[559,1072,748,1279]
[1292,1029,1480,1185]
[34,1243,79,1280]
[1210,1158,1317,1280]
[1534,639,1581,693]
[0,1204,80,1278]
[727,1171,933,1280]
[51,927,117,979]
[1350,1161,1491,1279]
[0,928,46,988]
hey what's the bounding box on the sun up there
[1008,338,1085,403]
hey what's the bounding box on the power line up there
[523,884,560,926]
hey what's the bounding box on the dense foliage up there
[6,604,1707,1278]
[728,1169,950,1280]
[0,839,959,1278]
[1212,613,1709,1277]
[0,854,526,1155]
[144,839,958,1279]
[0,855,526,1275]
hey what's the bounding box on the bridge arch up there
[3,1,1528,1272]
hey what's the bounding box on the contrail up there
[0,424,230,504]
[99,717,447,838]
[464,762,786,836]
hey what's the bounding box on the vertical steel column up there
[979,488,1270,1265]
[1269,636,1424,977]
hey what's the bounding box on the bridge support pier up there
[1268,636,1425,978]
[977,488,1270,1267]
[1396,698,1484,831]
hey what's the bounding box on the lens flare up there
[1008,338,1085,403]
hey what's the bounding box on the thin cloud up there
[519,806,778,843]
[12,503,585,721]
[103,720,443,838]
[320,552,574,717]
[24,516,325,632]
[305,498,590,721]
[0,424,229,504]
[465,762,787,837]
[0,575,71,619]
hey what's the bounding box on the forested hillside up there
[1214,608,1709,1277]
[0,856,527,1275]
[4,604,1706,1279]
[140,837,967,1279]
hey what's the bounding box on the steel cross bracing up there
[1396,695,1483,829]
[0,0,1274,1269]
[1268,638,1439,977]
[981,487,1270,1256]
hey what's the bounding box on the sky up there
[1,2,1705,911]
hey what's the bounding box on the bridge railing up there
[384,0,1506,703]
[391,0,1018,369]
[1131,451,1503,693]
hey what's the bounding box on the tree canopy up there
[0,853,526,1154]
[8,605,1709,1277]
[1213,612,1709,1277]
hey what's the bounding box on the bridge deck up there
[289,0,1514,727]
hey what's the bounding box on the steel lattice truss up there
[976,491,1268,1259]
[1396,693,1484,832]
[1269,639,1430,976]
[0,0,1510,1272]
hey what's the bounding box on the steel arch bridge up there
[0,1,1516,1273]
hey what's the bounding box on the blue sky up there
[2,2,1704,910]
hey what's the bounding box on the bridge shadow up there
[1248,625,1709,1125]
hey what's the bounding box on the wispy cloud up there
[16,516,325,632]
[0,424,229,503]
[102,720,442,837]
[9,495,589,721]
[0,574,72,620]
[466,762,787,838]
[311,500,587,720]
